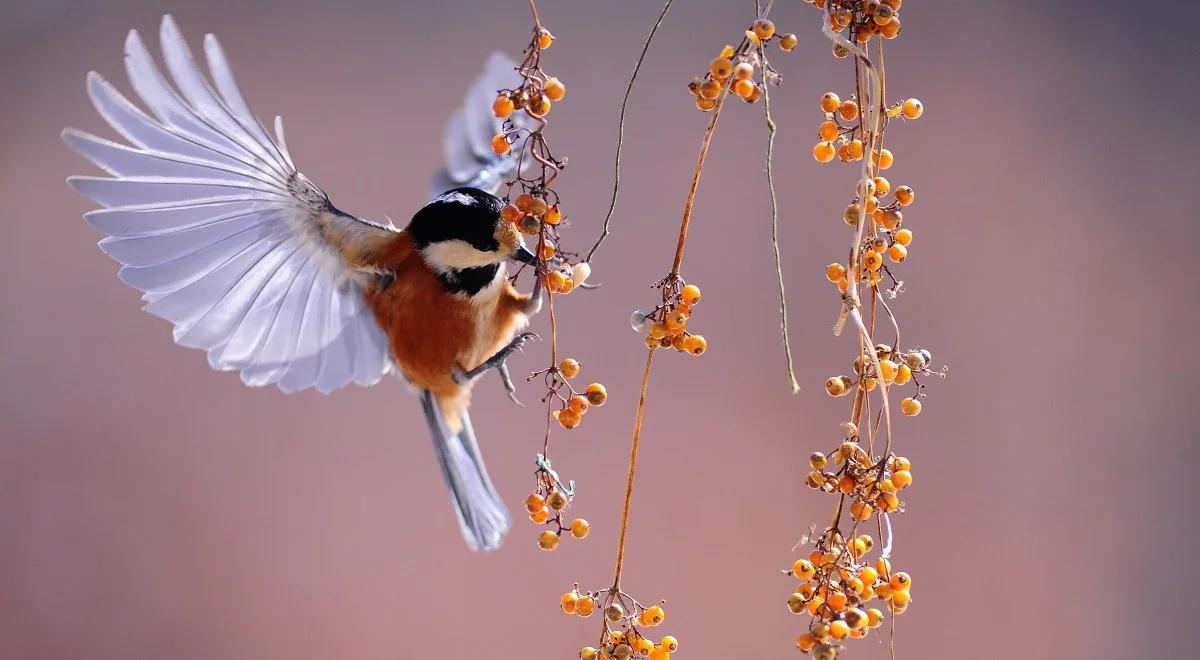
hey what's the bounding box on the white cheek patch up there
[423,239,500,271]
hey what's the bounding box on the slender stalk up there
[669,91,728,277]
[758,45,800,394]
[611,347,656,589]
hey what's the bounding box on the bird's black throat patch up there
[436,263,500,297]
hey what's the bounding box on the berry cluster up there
[809,0,905,57]
[789,0,945,657]
[525,462,591,551]
[631,283,706,356]
[786,528,913,658]
[564,587,678,660]
[822,344,941,417]
[812,92,923,164]
[493,11,606,552]
[686,19,797,112]
[804,442,913,518]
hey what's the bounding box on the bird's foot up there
[454,332,539,405]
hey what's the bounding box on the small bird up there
[64,15,543,551]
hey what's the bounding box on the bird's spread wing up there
[65,15,394,394]
[431,52,532,197]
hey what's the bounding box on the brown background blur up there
[2,1,1198,658]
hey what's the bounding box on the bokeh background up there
[2,1,1198,658]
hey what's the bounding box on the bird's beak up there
[513,244,538,265]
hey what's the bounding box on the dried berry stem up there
[669,90,728,277]
[610,347,657,590]
[757,37,800,394]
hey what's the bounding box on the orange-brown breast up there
[363,233,533,427]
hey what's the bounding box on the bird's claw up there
[497,362,524,407]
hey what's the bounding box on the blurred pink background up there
[2,1,1197,658]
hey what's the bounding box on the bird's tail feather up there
[419,390,511,551]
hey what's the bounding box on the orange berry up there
[680,283,702,305]
[843,202,863,226]
[900,397,922,416]
[752,18,776,39]
[525,493,546,513]
[570,517,590,539]
[699,79,722,100]
[809,452,828,469]
[579,384,605,408]
[779,33,799,51]
[555,409,581,429]
[902,98,924,119]
[826,262,847,283]
[695,96,717,112]
[888,244,907,263]
[813,141,836,163]
[890,589,911,608]
[568,395,590,415]
[850,500,872,521]
[537,29,554,50]
[877,492,900,512]
[733,78,756,99]
[561,592,579,614]
[576,595,596,617]
[873,176,891,197]
[665,310,688,332]
[491,133,511,155]
[733,61,755,80]
[820,92,841,113]
[877,208,902,230]
[530,506,550,523]
[642,605,665,626]
[539,239,556,260]
[538,530,560,550]
[528,94,552,117]
[819,120,839,141]
[894,228,913,246]
[874,148,894,170]
[792,559,816,580]
[894,363,913,385]
[559,358,581,378]
[839,100,859,121]
[710,57,734,78]
[546,490,568,511]
[895,186,915,206]
[647,322,669,340]
[649,650,668,660]
[863,251,883,271]
[838,475,856,494]
[867,608,885,628]
[500,204,523,224]
[847,138,864,160]
[829,620,851,639]
[890,572,912,590]
[544,77,566,101]
[544,205,562,225]
[859,566,879,585]
[825,376,847,397]
[682,334,706,356]
[796,633,816,652]
[880,17,901,39]
[827,591,849,612]
[493,94,514,118]
[879,359,898,383]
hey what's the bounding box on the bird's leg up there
[453,331,539,397]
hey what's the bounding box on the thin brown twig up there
[611,347,656,589]
[669,91,729,277]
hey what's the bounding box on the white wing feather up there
[66,15,393,394]
[432,52,532,196]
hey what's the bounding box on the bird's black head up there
[408,188,536,296]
